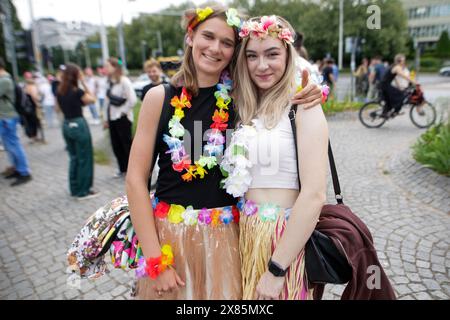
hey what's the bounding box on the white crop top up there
[247,106,299,190]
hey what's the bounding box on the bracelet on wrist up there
[136,244,174,279]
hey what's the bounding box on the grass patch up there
[322,99,364,115]
[94,148,111,165]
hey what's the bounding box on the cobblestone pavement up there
[1,99,449,300]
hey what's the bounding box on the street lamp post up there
[28,0,43,73]
[338,0,344,70]
[98,0,109,65]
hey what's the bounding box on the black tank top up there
[380,66,396,88]
[155,85,237,209]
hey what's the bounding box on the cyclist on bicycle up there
[379,54,416,118]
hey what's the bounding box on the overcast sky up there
[13,0,222,27]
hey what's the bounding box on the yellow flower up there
[168,204,185,224]
[174,108,185,120]
[161,244,174,266]
[194,162,208,179]
[296,85,303,93]
[216,97,230,110]
[196,7,214,21]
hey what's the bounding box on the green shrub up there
[420,57,442,69]
[412,121,450,176]
[132,101,142,137]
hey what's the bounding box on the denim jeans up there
[88,103,99,120]
[62,117,94,197]
[0,117,30,176]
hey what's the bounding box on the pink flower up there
[239,25,250,38]
[243,200,258,216]
[261,16,277,31]
[278,28,294,43]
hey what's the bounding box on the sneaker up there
[10,174,32,187]
[113,171,126,179]
[5,170,21,179]
[76,190,100,201]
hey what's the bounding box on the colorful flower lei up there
[163,72,232,182]
[151,196,239,226]
[239,15,294,44]
[135,244,174,279]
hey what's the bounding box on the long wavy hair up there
[57,63,81,96]
[233,16,298,129]
[170,3,243,97]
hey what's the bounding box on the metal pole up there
[338,0,344,70]
[141,40,147,66]
[98,0,109,64]
[156,31,163,56]
[28,0,43,73]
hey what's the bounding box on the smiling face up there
[245,37,288,93]
[188,17,236,82]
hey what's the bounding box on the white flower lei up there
[220,124,257,198]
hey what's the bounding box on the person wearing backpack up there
[0,57,32,186]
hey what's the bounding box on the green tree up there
[436,31,450,59]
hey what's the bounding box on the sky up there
[12,0,222,28]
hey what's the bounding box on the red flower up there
[212,110,229,123]
[145,256,162,279]
[210,122,228,131]
[154,201,170,218]
[172,160,190,172]
[232,206,240,223]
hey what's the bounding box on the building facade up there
[400,0,450,44]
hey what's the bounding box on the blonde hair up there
[233,16,298,129]
[170,3,242,96]
[144,58,161,70]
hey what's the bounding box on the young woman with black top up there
[104,58,137,178]
[56,64,98,200]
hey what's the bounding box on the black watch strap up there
[268,259,287,277]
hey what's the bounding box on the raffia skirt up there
[238,200,314,300]
[134,211,242,300]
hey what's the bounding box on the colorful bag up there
[67,195,142,279]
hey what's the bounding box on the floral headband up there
[187,7,242,32]
[238,15,294,45]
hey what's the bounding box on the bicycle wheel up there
[359,101,386,128]
[409,101,436,128]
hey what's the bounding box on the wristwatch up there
[268,258,288,277]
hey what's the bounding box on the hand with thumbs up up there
[291,69,323,109]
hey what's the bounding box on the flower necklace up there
[163,72,232,182]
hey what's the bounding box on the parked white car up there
[439,66,450,76]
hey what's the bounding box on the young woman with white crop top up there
[222,16,329,300]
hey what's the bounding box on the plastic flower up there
[278,28,294,43]
[207,130,225,145]
[135,257,147,278]
[243,200,258,216]
[163,134,182,150]
[151,196,159,209]
[182,206,198,226]
[154,201,170,218]
[172,159,191,172]
[212,110,229,123]
[196,7,213,21]
[210,209,222,227]
[168,118,185,138]
[321,85,330,104]
[204,143,224,157]
[194,163,208,179]
[261,16,277,31]
[220,207,234,225]
[232,206,240,223]
[160,244,174,267]
[215,96,231,109]
[174,108,185,120]
[259,203,279,222]
[197,156,217,169]
[145,256,162,279]
[198,208,211,225]
[167,204,185,224]
[181,165,197,182]
[210,121,228,131]
[236,198,245,211]
[239,24,250,38]
[226,8,241,28]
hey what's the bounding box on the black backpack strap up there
[289,104,343,204]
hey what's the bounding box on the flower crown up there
[238,15,294,44]
[187,7,241,32]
